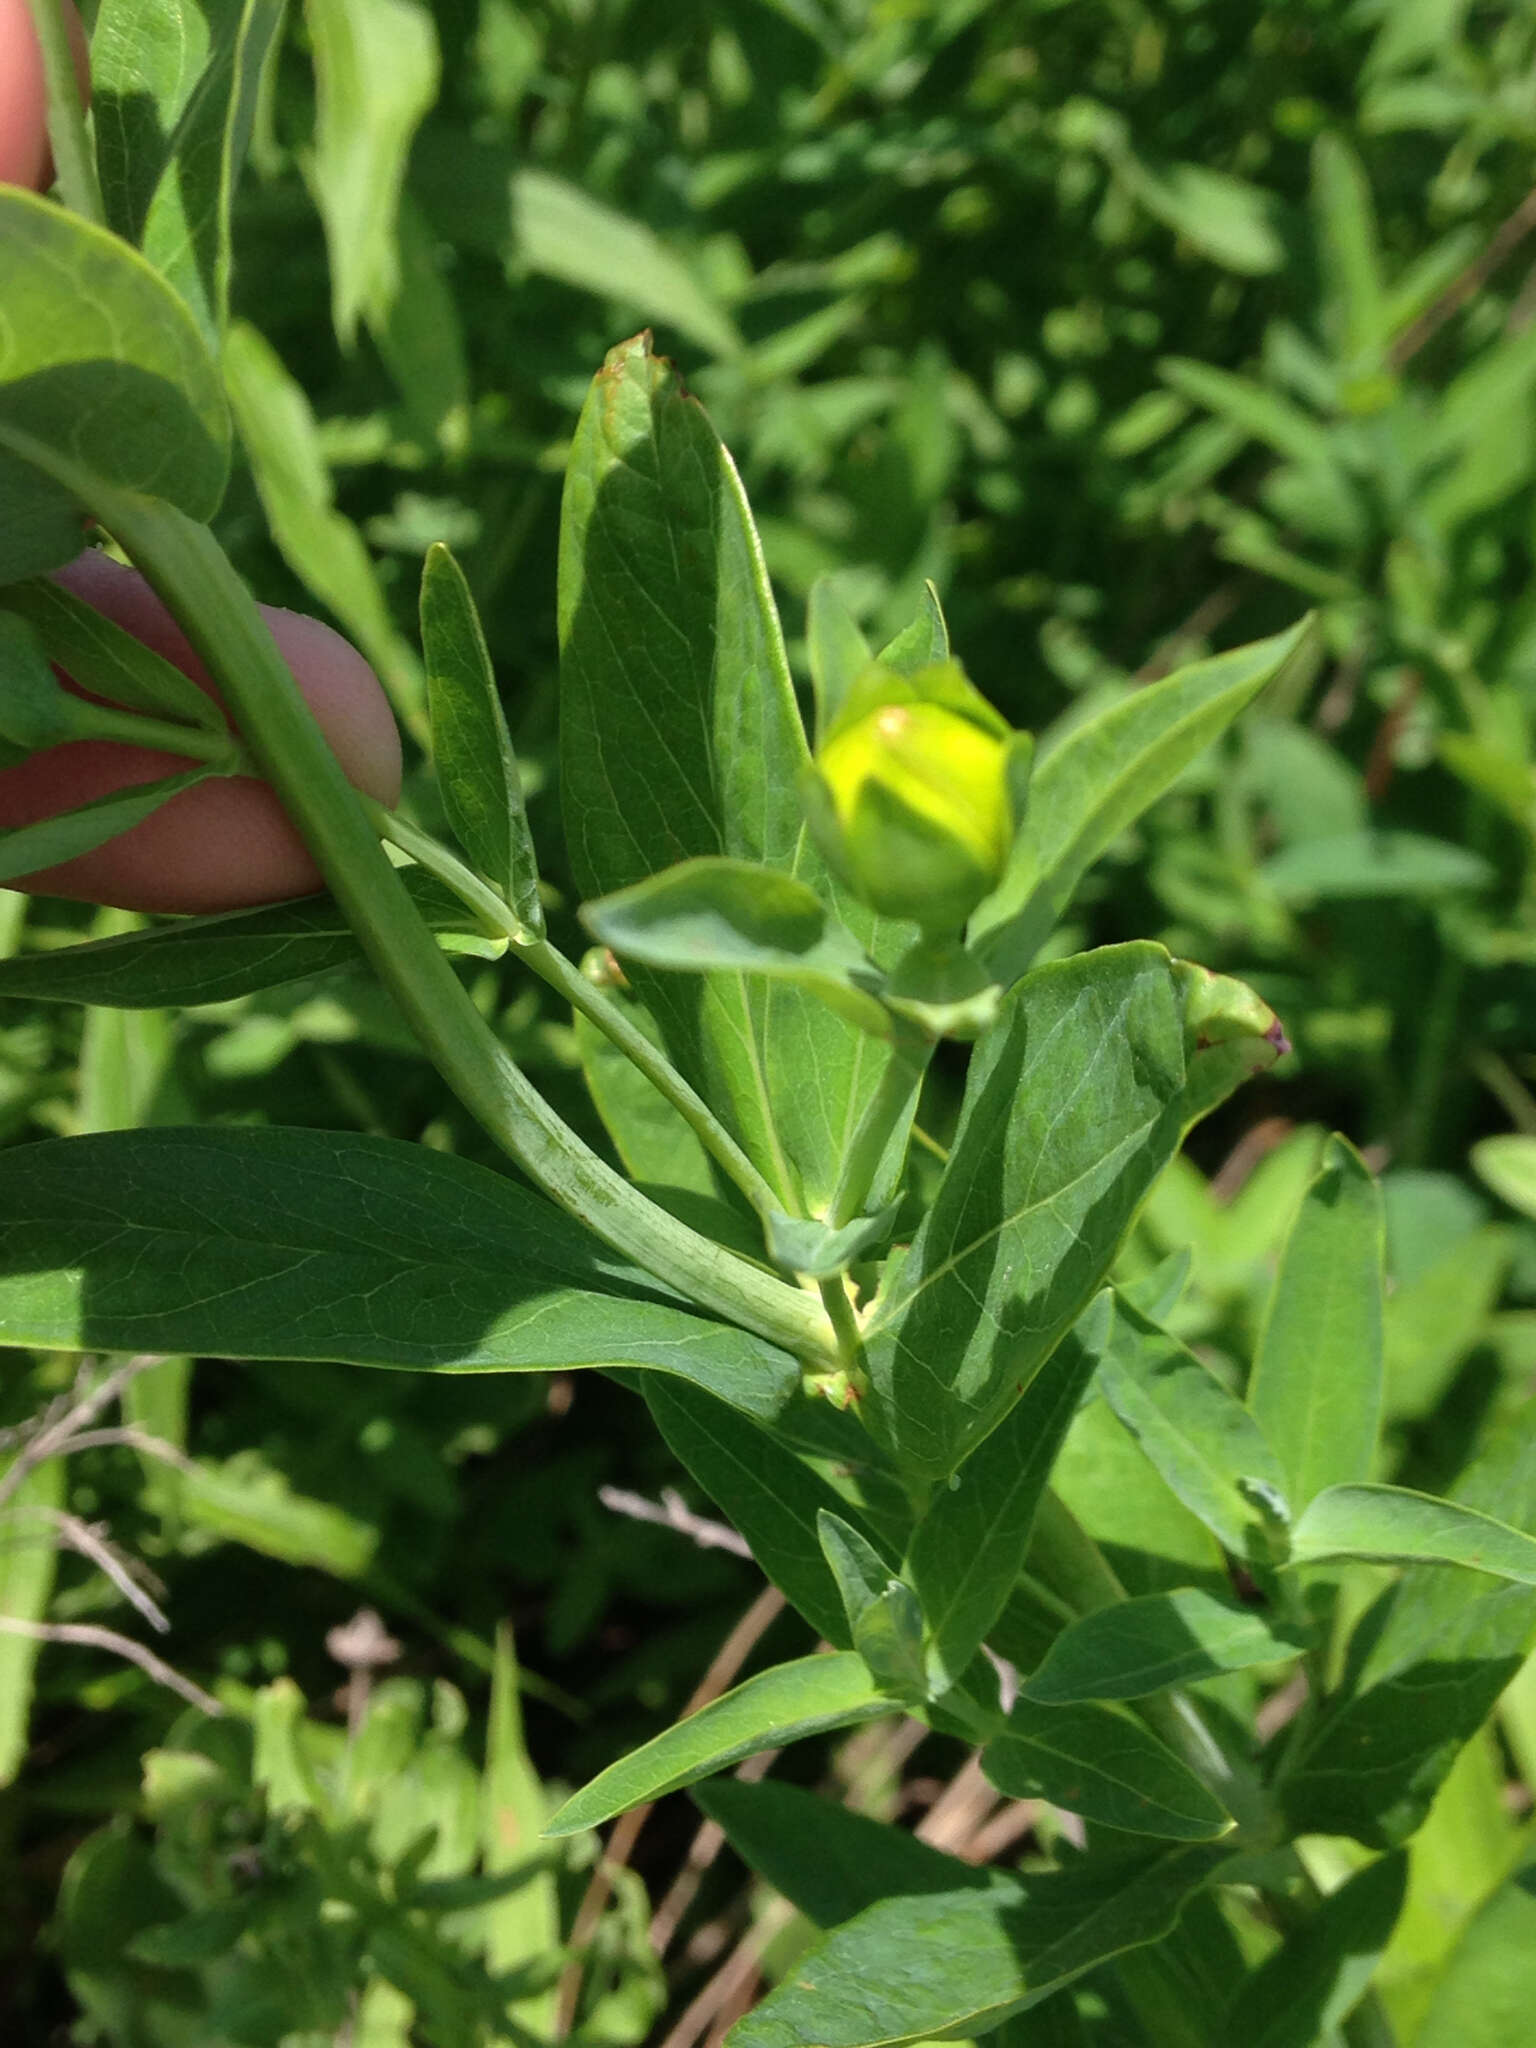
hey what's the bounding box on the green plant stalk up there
[826,1032,931,1231]
[97,492,835,1368]
[65,702,250,773]
[361,798,784,1225]
[25,0,103,225]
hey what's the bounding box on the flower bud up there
[805,695,1016,932]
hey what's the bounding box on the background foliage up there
[4,1,1536,2042]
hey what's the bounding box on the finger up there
[0,0,89,192]
[0,552,403,913]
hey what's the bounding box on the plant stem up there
[67,701,249,772]
[826,1033,931,1230]
[363,799,784,1224]
[99,494,835,1369]
[26,0,102,225]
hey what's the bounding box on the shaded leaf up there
[0,769,216,886]
[1261,830,1494,901]
[1219,1852,1406,2048]
[731,1845,1228,2047]
[421,542,540,927]
[1,574,225,732]
[0,1127,802,1422]
[0,868,501,1009]
[907,1319,1100,1691]
[544,1653,886,1837]
[984,1699,1232,1841]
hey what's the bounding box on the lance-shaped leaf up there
[1289,1484,1536,1585]
[420,542,541,929]
[306,0,440,348]
[1219,1851,1406,2048]
[862,943,1270,1482]
[93,0,285,343]
[971,623,1312,985]
[1248,1135,1384,1512]
[1021,1589,1307,1704]
[1282,1409,1536,1848]
[878,581,950,674]
[907,1317,1100,1692]
[692,1778,967,1929]
[0,1454,63,1786]
[1,575,225,732]
[0,769,216,886]
[1094,1295,1291,1560]
[730,1844,1229,2048]
[582,858,887,1034]
[983,1699,1232,1841]
[807,577,873,741]
[0,1127,802,1424]
[818,1512,925,1701]
[638,1375,860,1645]
[1472,1134,1536,1220]
[559,333,912,1215]
[0,869,499,1009]
[543,1653,887,1838]
[0,189,230,577]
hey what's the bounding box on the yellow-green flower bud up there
[807,699,1015,932]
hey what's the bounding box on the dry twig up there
[0,1616,219,1715]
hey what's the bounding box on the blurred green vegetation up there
[4,1,1536,2040]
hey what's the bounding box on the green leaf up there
[0,610,85,750]
[1094,1296,1292,1561]
[730,1845,1228,2047]
[543,1653,886,1838]
[95,0,286,344]
[971,624,1311,985]
[877,581,950,675]
[223,319,422,723]
[511,172,741,359]
[1115,155,1284,275]
[907,1320,1100,1692]
[0,575,225,732]
[862,943,1258,1482]
[1311,132,1389,362]
[818,1512,925,1700]
[639,1376,857,1644]
[1281,1410,1536,1847]
[1472,1135,1536,1221]
[1413,1859,1536,2048]
[1260,829,1494,901]
[0,1126,802,1422]
[1248,1136,1384,1512]
[1159,360,1337,469]
[691,1777,967,1928]
[1021,1589,1306,1704]
[478,1624,558,2026]
[420,543,541,928]
[1219,1852,1406,2048]
[1289,1484,1536,1585]
[0,868,496,1008]
[0,188,230,555]
[762,1202,902,1281]
[806,576,874,741]
[0,1452,63,1785]
[582,858,887,1034]
[179,1454,377,1577]
[558,333,906,1214]
[983,1699,1232,1841]
[306,0,440,348]
[0,768,216,886]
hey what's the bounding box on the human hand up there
[0,552,402,912]
[0,0,89,191]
